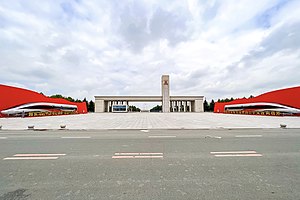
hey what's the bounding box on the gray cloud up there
[0,0,300,104]
[117,1,191,52]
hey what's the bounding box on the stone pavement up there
[0,113,299,130]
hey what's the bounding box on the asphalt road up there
[0,129,299,200]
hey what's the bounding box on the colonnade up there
[103,100,194,112]
[170,101,192,112]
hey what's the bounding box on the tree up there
[66,96,75,102]
[88,100,95,112]
[150,105,162,112]
[128,105,141,112]
[209,100,215,112]
[50,94,75,102]
[217,97,234,103]
[50,94,64,99]
[203,100,209,112]
[83,98,88,111]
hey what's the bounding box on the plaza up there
[0,112,299,130]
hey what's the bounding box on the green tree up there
[203,99,209,112]
[209,100,215,112]
[83,98,88,110]
[50,94,64,99]
[66,97,75,102]
[50,94,75,102]
[128,105,141,112]
[150,105,162,112]
[88,100,95,112]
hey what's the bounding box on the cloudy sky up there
[1,0,299,105]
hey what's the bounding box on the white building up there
[95,75,204,113]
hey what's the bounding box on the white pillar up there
[194,99,204,112]
[162,75,170,112]
[172,101,175,112]
[95,99,105,113]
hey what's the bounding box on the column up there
[172,101,175,112]
[194,99,204,112]
[161,75,170,112]
[95,99,105,113]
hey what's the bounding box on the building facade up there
[95,75,204,113]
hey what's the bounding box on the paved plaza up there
[0,113,299,130]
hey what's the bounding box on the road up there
[0,129,299,199]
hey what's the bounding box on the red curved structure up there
[214,86,300,116]
[0,84,87,118]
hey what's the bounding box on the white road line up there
[235,135,262,138]
[0,137,7,139]
[14,154,66,157]
[3,157,59,160]
[139,153,163,155]
[112,156,134,159]
[148,135,176,138]
[140,130,149,133]
[205,135,222,139]
[61,137,91,139]
[214,154,262,157]
[115,153,140,156]
[134,156,163,158]
[112,155,163,159]
[210,151,257,154]
[114,152,163,156]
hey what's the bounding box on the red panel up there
[0,84,87,117]
[214,86,300,116]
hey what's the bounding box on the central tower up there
[161,75,170,112]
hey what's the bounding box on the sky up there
[1,0,299,107]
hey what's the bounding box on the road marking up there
[3,157,59,160]
[4,153,66,160]
[214,154,262,157]
[115,152,163,155]
[148,135,176,138]
[210,151,257,154]
[205,135,222,139]
[0,137,7,139]
[211,150,262,157]
[61,137,91,139]
[112,156,135,159]
[13,154,66,157]
[140,130,149,133]
[235,135,262,138]
[112,155,163,159]
[112,152,164,159]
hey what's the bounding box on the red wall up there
[0,84,87,117]
[214,86,300,115]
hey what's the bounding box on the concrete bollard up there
[280,124,287,129]
[60,125,66,129]
[28,125,34,130]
